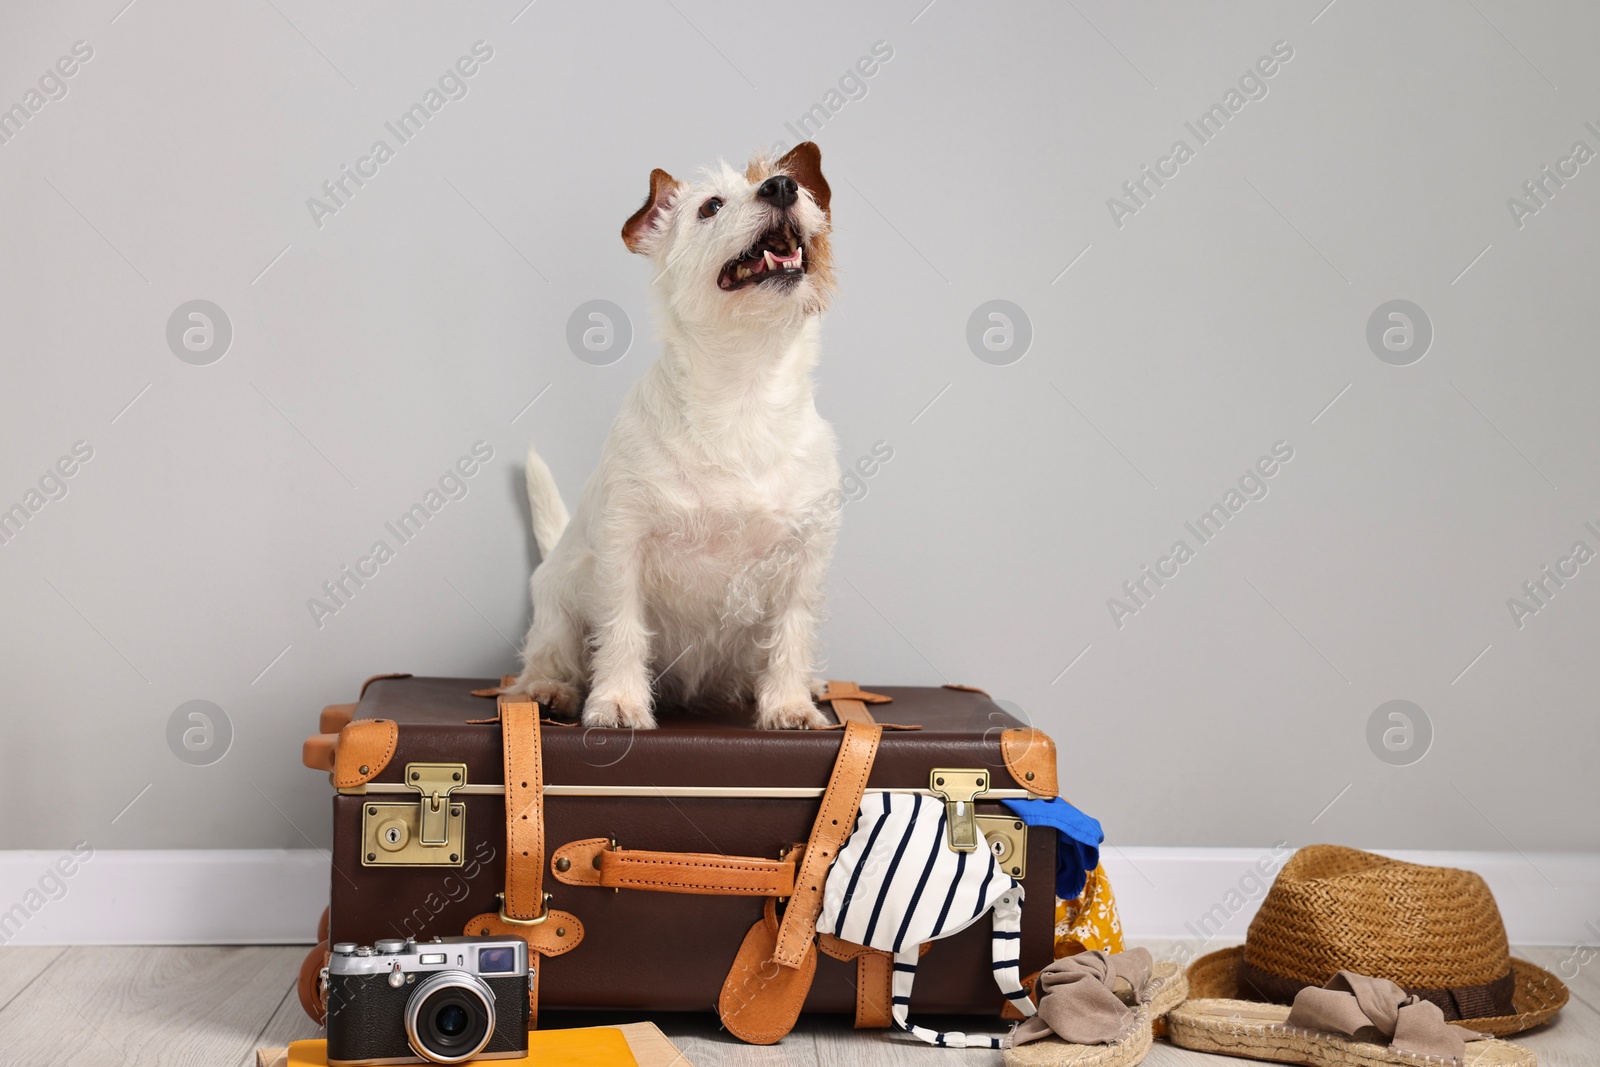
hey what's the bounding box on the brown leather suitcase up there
[299,674,1065,1041]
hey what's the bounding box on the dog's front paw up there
[756,701,830,730]
[583,693,656,730]
[507,672,582,716]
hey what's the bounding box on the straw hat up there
[1186,845,1566,1036]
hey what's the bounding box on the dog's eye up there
[698,197,723,219]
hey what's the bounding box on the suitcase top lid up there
[341,676,1055,795]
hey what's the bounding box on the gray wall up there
[2,0,1597,856]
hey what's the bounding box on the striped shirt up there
[817,791,1035,1048]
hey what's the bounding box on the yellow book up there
[259,1021,689,1067]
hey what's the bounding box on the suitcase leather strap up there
[551,838,803,896]
[547,688,886,902]
[773,719,882,966]
[463,693,583,1028]
[819,679,891,725]
[718,719,883,1044]
[718,898,819,1044]
[818,934,904,1029]
[501,693,544,920]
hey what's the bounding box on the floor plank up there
[0,946,67,1010]
[0,946,305,1067]
[255,940,1600,1067]
[24,940,1597,1067]
[250,975,321,1062]
[1501,946,1600,1067]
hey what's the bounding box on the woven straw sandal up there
[1166,998,1536,1067]
[1003,960,1187,1067]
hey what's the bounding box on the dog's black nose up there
[757,175,798,208]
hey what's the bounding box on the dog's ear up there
[778,142,830,217]
[622,168,682,255]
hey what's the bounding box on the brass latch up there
[975,814,1027,879]
[930,768,989,852]
[361,762,468,867]
[406,763,467,846]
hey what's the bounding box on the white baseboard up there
[1101,846,1600,950]
[0,847,1595,947]
[0,849,328,946]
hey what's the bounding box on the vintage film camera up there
[323,935,530,1065]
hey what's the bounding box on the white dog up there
[512,142,841,730]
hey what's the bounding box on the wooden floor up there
[0,941,1593,1066]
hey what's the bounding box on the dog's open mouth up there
[718,225,806,291]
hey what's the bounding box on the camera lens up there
[435,1004,468,1037]
[405,971,495,1064]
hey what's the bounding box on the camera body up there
[324,935,529,1065]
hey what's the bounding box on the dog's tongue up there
[757,247,802,273]
[722,243,802,289]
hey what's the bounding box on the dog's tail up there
[524,443,570,561]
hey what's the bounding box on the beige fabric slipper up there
[1003,959,1187,1067]
[1167,997,1536,1067]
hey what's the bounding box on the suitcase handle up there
[302,733,337,772]
[550,838,803,897]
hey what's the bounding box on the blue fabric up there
[999,797,1103,899]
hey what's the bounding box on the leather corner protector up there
[333,719,399,788]
[319,703,356,734]
[358,672,411,698]
[302,733,337,773]
[551,839,609,887]
[1001,727,1058,796]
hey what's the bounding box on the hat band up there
[1237,957,1516,1022]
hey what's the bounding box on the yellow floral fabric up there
[1054,861,1123,957]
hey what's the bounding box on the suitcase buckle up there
[929,769,989,852]
[497,892,554,926]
